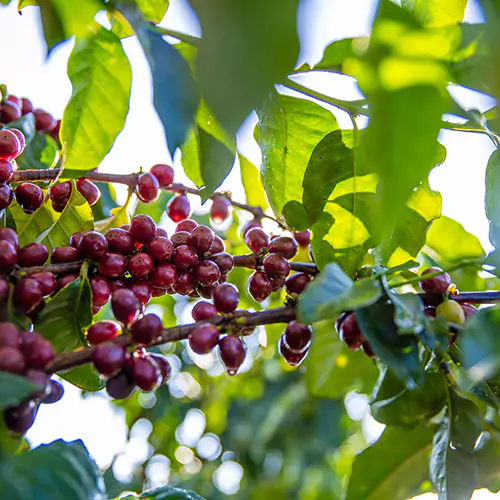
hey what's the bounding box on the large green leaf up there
[313,38,358,72]
[477,435,500,493]
[0,439,104,500]
[485,150,500,274]
[15,134,58,171]
[0,373,40,410]
[190,0,299,134]
[256,92,338,225]
[239,154,268,210]
[345,426,434,500]
[297,263,382,324]
[138,486,206,499]
[62,26,131,173]
[135,0,168,23]
[430,390,481,500]
[402,0,468,26]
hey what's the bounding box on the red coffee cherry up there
[127,279,152,305]
[130,314,163,344]
[197,284,216,299]
[279,335,309,367]
[0,129,21,160]
[210,195,231,224]
[3,400,37,434]
[15,182,43,214]
[0,323,22,349]
[167,194,190,222]
[105,228,134,255]
[49,119,61,142]
[0,159,15,183]
[192,301,218,321]
[362,342,376,358]
[43,379,64,404]
[176,219,198,233]
[14,278,42,313]
[208,252,234,274]
[87,321,121,345]
[245,227,269,255]
[6,95,20,107]
[111,289,140,325]
[76,179,100,206]
[149,354,171,385]
[0,346,25,374]
[284,321,312,352]
[21,98,33,115]
[130,354,162,391]
[293,230,311,247]
[0,240,17,273]
[98,252,127,278]
[51,245,80,264]
[270,276,286,292]
[189,225,214,254]
[130,214,156,244]
[69,231,85,250]
[49,181,71,207]
[242,219,262,237]
[146,236,174,263]
[219,335,246,375]
[155,228,168,238]
[0,277,8,302]
[213,283,239,313]
[461,303,479,320]
[128,252,154,278]
[263,252,291,278]
[92,342,129,377]
[285,273,311,295]
[173,272,196,295]
[193,261,221,286]
[189,323,220,354]
[339,313,364,351]
[10,129,25,152]
[151,286,169,297]
[150,163,174,188]
[0,228,19,252]
[171,231,190,247]
[0,183,13,210]
[23,337,55,370]
[269,236,298,260]
[150,263,177,289]
[420,267,451,294]
[248,271,272,302]
[18,243,49,267]
[30,271,57,296]
[25,369,50,399]
[106,370,136,400]
[34,109,56,132]
[109,278,126,293]
[90,276,111,307]
[137,172,160,203]
[58,273,78,290]
[172,244,198,272]
[80,231,109,261]
[208,235,225,255]
[0,100,22,123]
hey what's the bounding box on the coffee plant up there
[2,0,500,499]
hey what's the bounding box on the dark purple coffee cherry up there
[149,354,171,385]
[80,231,109,261]
[98,252,127,278]
[128,252,154,278]
[339,313,364,351]
[137,172,160,203]
[43,379,64,404]
[18,243,49,267]
[30,271,57,297]
[420,267,451,294]
[23,337,55,370]
[284,321,312,352]
[92,342,129,377]
[173,272,196,295]
[34,109,56,133]
[87,321,121,345]
[0,129,21,159]
[219,335,246,375]
[210,195,231,224]
[171,231,190,247]
[0,100,22,123]
[270,276,286,292]
[0,183,13,210]
[192,301,218,321]
[208,252,234,274]
[130,354,162,391]
[207,235,225,255]
[0,159,15,183]
[285,273,311,295]
[0,323,21,348]
[167,194,190,222]
[279,335,309,366]
[130,214,156,244]
[189,225,214,254]
[25,369,50,399]
[263,252,291,278]
[58,273,79,290]
[242,219,262,236]
[49,181,71,207]
[14,277,42,313]
[127,279,152,305]
[130,314,163,344]
[462,303,479,320]
[189,323,220,354]
[111,289,140,325]
[90,276,111,307]
[293,230,310,247]
[146,236,174,263]
[106,369,136,400]
[21,98,33,115]
[0,227,18,251]
[269,236,298,260]
[105,228,134,255]
[150,163,174,188]
[150,263,178,289]
[51,245,80,264]
[213,283,239,313]
[197,284,216,299]
[155,228,169,238]
[193,260,221,286]
[362,342,376,358]
[248,271,272,302]
[0,240,17,273]
[172,244,198,272]
[76,179,100,206]
[0,277,9,302]
[15,182,43,214]
[4,400,37,434]
[245,227,269,255]
[68,231,85,250]
[0,346,25,374]
[176,219,198,233]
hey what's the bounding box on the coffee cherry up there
[4,400,37,434]
[130,214,156,244]
[20,98,33,115]
[167,194,190,222]
[208,252,234,274]
[150,163,175,187]
[197,284,216,299]
[171,231,190,247]
[149,354,171,385]
[128,252,154,278]
[0,159,14,183]
[339,313,364,351]
[270,276,285,292]
[111,289,140,325]
[362,342,376,358]
[155,228,168,238]
[0,228,18,252]
[18,243,49,267]
[242,220,262,237]
[49,181,71,207]
[0,100,22,123]
[173,272,196,295]
[279,335,309,366]
[92,342,128,376]
[151,286,169,297]
[76,179,100,206]
[90,276,111,307]
[127,279,152,305]
[130,354,161,391]
[210,196,231,224]
[189,323,220,354]
[0,346,25,374]
[245,227,269,255]
[192,301,218,321]
[248,271,272,302]
[131,314,163,344]
[150,263,177,289]
[10,130,25,153]
[25,369,50,399]
[269,236,298,260]
[194,261,221,286]
[23,337,55,370]
[69,231,85,250]
[212,283,239,313]
[87,321,121,345]
[51,245,80,264]
[109,277,126,292]
[6,95,20,107]
[263,252,291,279]
[58,273,78,290]
[146,236,174,263]
[0,184,13,209]
[43,379,64,404]
[0,129,21,159]
[189,225,214,254]
[284,321,312,352]
[105,228,134,255]
[0,278,8,302]
[137,172,160,203]
[219,335,246,375]
[0,323,21,348]
[420,267,451,294]
[15,183,43,214]
[30,271,57,296]
[172,245,198,271]
[285,273,310,295]
[98,252,127,278]
[294,230,311,247]
[34,109,56,132]
[14,278,42,313]
[106,369,136,400]
[80,232,109,261]
[436,300,465,325]
[461,303,479,320]
[208,235,225,255]
[176,219,198,233]
[49,120,61,141]
[0,240,17,273]
[424,306,436,318]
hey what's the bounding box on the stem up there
[155,27,200,47]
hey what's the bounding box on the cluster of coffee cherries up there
[0,322,63,434]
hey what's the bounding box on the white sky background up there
[0,0,498,497]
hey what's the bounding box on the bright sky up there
[0,0,498,497]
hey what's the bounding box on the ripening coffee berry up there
[14,278,42,313]
[167,194,190,222]
[150,163,175,188]
[149,354,171,385]
[0,100,22,123]
[24,337,55,370]
[176,219,198,233]
[25,369,50,399]
[150,263,177,289]
[30,271,57,296]
[111,289,140,325]
[171,231,190,248]
[0,129,21,159]
[106,369,136,400]
[130,355,162,391]
[6,95,20,106]
[130,314,163,344]
[213,283,239,313]
[146,236,174,263]
[284,321,312,352]
[109,278,126,292]
[3,400,37,434]
[18,243,49,267]
[219,335,246,375]
[263,252,291,278]
[90,277,111,308]
[461,303,479,320]
[339,313,364,351]
[49,120,61,142]
[192,301,218,321]
[197,284,216,299]
[285,273,311,295]
[189,323,220,354]
[69,231,85,250]
[189,225,214,254]
[0,159,15,183]
[362,342,376,358]
[0,240,17,273]
[208,235,225,255]
[43,379,64,404]
[130,214,156,244]
[293,230,310,247]
[76,179,100,206]
[34,109,56,133]
[0,183,13,210]
[106,228,134,255]
[172,245,199,272]
[208,252,234,274]
[269,236,298,260]
[21,97,33,115]
[436,300,465,326]
[58,273,78,290]
[248,271,272,302]
[128,252,154,278]
[49,181,71,206]
[80,231,109,261]
[193,260,221,286]
[420,267,451,294]
[51,245,80,264]
[127,279,152,305]
[0,227,19,251]
[0,346,25,374]
[279,335,309,367]
[173,272,196,295]
[155,228,169,238]
[87,321,121,345]
[0,323,21,349]
[137,172,160,203]
[245,227,269,255]
[210,196,231,224]
[99,253,127,278]
[15,182,43,214]
[92,342,129,377]
[0,278,8,302]
[10,129,25,152]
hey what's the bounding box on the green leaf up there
[345,426,434,500]
[402,0,468,26]
[5,113,36,144]
[139,486,206,499]
[190,0,299,134]
[135,0,168,23]
[135,190,172,223]
[0,373,40,410]
[485,150,500,274]
[430,390,481,500]
[282,200,309,231]
[297,263,382,324]
[305,321,378,399]
[314,38,358,71]
[239,154,268,211]
[477,435,500,493]
[62,26,131,173]
[15,134,58,171]
[256,91,338,224]
[0,439,104,499]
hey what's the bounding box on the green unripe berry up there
[436,300,465,326]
